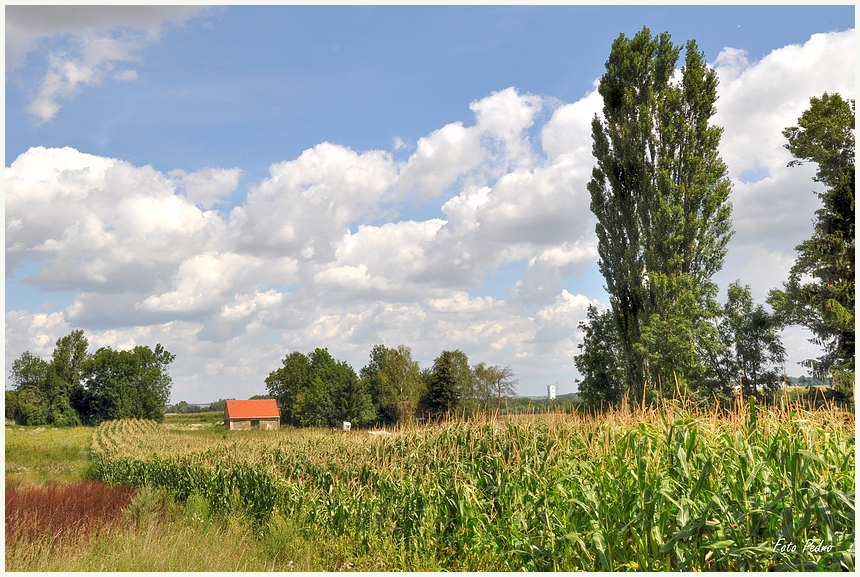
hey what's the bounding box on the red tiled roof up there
[225,399,280,419]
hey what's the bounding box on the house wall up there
[225,418,280,430]
[226,419,250,430]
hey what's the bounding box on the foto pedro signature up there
[773,537,834,554]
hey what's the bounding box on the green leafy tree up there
[473,363,518,414]
[575,306,626,408]
[418,366,434,416]
[472,363,496,413]
[167,400,209,414]
[51,330,89,392]
[768,93,855,395]
[636,275,724,400]
[360,345,388,421]
[425,350,474,418]
[167,401,189,413]
[43,369,81,427]
[10,351,51,391]
[82,344,175,424]
[585,27,732,404]
[50,330,89,426]
[5,390,19,420]
[298,349,339,427]
[330,369,375,427]
[9,350,79,426]
[716,282,786,400]
[305,348,367,427]
[265,351,311,425]
[207,398,231,413]
[14,387,49,426]
[267,348,369,427]
[360,344,424,424]
[293,375,332,427]
[8,332,171,426]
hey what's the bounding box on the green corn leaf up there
[703,539,735,549]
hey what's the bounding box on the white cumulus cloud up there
[713,28,855,299]
[169,167,243,210]
[5,30,853,399]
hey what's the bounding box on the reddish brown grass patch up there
[6,481,136,545]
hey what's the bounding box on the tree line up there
[575,27,854,409]
[164,396,271,414]
[264,345,517,428]
[5,330,174,426]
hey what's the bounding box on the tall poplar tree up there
[583,27,733,403]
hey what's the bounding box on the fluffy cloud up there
[27,37,143,122]
[531,290,596,351]
[314,219,446,300]
[5,147,228,295]
[169,168,243,209]
[5,310,71,362]
[5,30,854,399]
[511,241,599,308]
[395,87,544,200]
[541,86,602,162]
[713,28,855,296]
[395,121,483,201]
[231,142,399,261]
[6,6,207,121]
[137,252,274,315]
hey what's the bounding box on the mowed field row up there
[89,404,855,571]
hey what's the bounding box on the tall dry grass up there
[5,480,139,570]
[5,481,136,544]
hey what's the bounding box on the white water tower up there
[547,384,556,400]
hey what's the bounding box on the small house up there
[224,399,280,430]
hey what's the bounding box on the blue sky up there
[6,6,852,181]
[5,6,855,401]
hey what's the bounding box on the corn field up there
[90,403,855,571]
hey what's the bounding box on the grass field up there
[5,425,95,487]
[6,401,856,571]
[163,411,224,425]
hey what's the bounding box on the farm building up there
[224,399,281,430]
